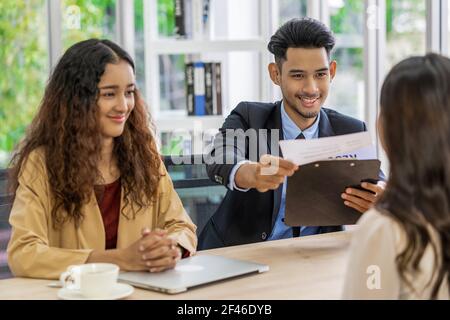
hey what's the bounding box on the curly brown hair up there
[9,39,161,228]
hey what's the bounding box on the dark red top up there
[94,179,121,250]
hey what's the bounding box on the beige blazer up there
[7,149,197,279]
[343,208,448,299]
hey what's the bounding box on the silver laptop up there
[118,255,269,294]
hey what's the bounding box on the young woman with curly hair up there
[6,39,197,279]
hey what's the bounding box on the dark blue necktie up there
[296,133,305,140]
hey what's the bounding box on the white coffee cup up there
[59,263,119,299]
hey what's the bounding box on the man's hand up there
[341,181,386,213]
[235,154,298,192]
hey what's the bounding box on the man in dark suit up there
[199,18,385,250]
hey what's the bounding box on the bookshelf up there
[143,0,276,155]
[148,39,267,54]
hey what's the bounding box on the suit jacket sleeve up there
[7,151,92,279]
[206,102,251,188]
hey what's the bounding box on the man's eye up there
[292,74,304,79]
[316,73,327,78]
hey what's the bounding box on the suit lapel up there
[318,109,336,138]
[266,101,284,228]
[265,101,283,156]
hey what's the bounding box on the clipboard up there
[285,159,381,227]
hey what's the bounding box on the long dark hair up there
[377,53,450,298]
[9,39,161,228]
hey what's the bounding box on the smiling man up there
[199,18,384,250]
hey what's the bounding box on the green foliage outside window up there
[134,0,146,97]
[329,0,365,75]
[0,0,116,168]
[0,0,47,168]
[386,0,426,35]
[62,0,116,50]
[385,0,426,68]
[157,0,175,38]
[330,0,364,35]
[330,0,425,36]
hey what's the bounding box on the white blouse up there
[342,208,449,299]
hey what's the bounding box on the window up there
[448,2,450,55]
[386,0,426,71]
[134,0,146,97]
[159,54,187,111]
[61,0,116,50]
[0,0,48,168]
[157,0,176,38]
[163,158,227,238]
[1,0,49,280]
[327,0,365,121]
[279,0,307,25]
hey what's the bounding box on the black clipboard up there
[285,159,381,226]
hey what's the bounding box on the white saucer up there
[57,283,134,300]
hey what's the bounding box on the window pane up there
[159,54,186,111]
[0,0,48,279]
[61,0,116,50]
[157,0,175,38]
[448,3,450,55]
[0,0,48,168]
[164,162,226,237]
[279,0,307,25]
[161,131,191,155]
[386,0,426,71]
[225,0,260,40]
[134,0,146,97]
[328,0,365,120]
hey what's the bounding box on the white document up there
[279,132,376,166]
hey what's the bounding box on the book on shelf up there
[193,61,206,116]
[185,61,222,116]
[213,62,222,115]
[192,0,204,40]
[173,0,210,40]
[174,0,186,38]
[204,62,213,115]
[202,0,211,38]
[185,62,195,115]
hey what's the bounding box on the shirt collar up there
[280,101,320,140]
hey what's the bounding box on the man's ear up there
[329,60,337,81]
[268,63,281,85]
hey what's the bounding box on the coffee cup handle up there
[59,265,78,289]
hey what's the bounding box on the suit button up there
[261,232,267,240]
